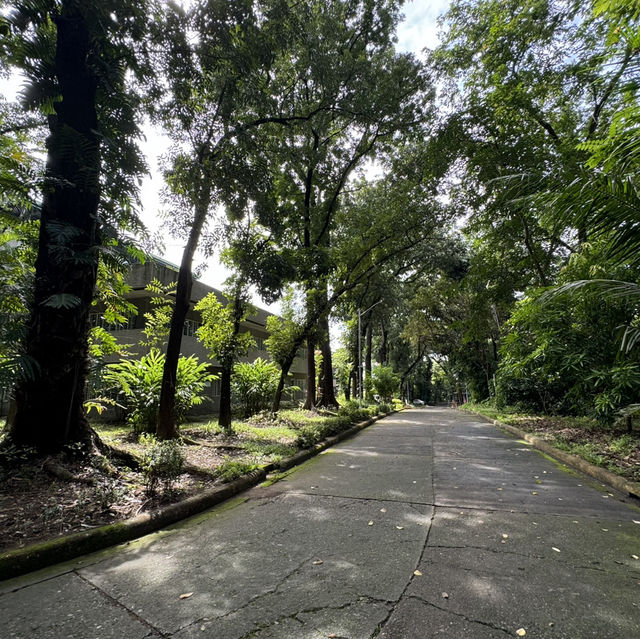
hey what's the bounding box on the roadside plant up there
[231,358,281,418]
[103,349,215,433]
[139,434,185,495]
[371,366,400,402]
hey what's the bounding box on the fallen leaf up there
[441,592,449,599]
[413,570,423,576]
[532,492,538,495]
[312,560,324,565]
[516,629,527,637]
[552,547,561,553]
[396,526,404,530]
[200,626,206,632]
[179,592,193,599]
[536,480,542,485]
[632,555,639,560]
[633,520,640,524]
[502,534,509,539]
[497,488,503,491]
[380,508,387,513]
[602,529,608,532]
[368,520,374,526]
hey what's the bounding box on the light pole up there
[358,299,383,406]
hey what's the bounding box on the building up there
[89,256,308,414]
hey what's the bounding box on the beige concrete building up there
[90,257,308,413]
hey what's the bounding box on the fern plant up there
[102,349,215,433]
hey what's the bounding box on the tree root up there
[42,457,95,485]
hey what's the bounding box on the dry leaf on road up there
[179,593,193,599]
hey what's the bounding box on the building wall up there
[91,258,308,415]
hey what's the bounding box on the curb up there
[0,410,398,582]
[477,415,640,500]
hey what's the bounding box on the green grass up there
[233,420,298,442]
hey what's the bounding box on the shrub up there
[371,366,400,401]
[232,357,281,417]
[102,349,215,432]
[338,400,371,422]
[217,458,259,482]
[379,402,392,414]
[140,434,185,495]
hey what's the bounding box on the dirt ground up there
[0,428,256,553]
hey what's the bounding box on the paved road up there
[2,408,640,638]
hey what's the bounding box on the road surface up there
[3,408,640,638]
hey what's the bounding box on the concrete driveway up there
[2,408,640,638]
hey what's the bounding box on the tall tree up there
[3,0,147,453]
[149,0,342,437]
[231,0,430,410]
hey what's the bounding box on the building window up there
[183,319,200,337]
[296,347,307,360]
[254,335,267,351]
[211,379,221,396]
[89,313,134,332]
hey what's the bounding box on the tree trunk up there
[351,363,359,400]
[379,319,388,365]
[271,352,297,413]
[303,336,316,410]
[364,321,373,400]
[9,6,100,453]
[218,364,232,434]
[156,199,209,439]
[317,314,338,407]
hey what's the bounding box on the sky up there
[0,0,452,309]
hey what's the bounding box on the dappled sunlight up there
[329,447,382,458]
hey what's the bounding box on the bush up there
[338,400,371,423]
[139,435,185,495]
[371,366,400,401]
[102,349,215,433]
[378,402,392,413]
[232,358,281,417]
[217,458,259,482]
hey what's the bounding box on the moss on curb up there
[0,409,400,582]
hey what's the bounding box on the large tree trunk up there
[303,336,316,410]
[317,314,338,408]
[156,200,208,439]
[9,6,100,453]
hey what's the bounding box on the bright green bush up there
[231,357,281,417]
[103,349,215,432]
[338,400,371,422]
[217,458,259,482]
[371,365,400,401]
[496,283,640,421]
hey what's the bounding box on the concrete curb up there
[0,410,399,582]
[479,415,640,500]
